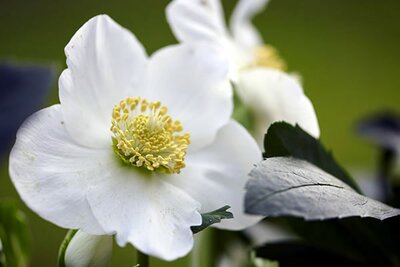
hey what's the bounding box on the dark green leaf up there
[264,122,361,192]
[191,206,233,234]
[245,157,400,220]
[246,158,400,265]
[255,241,361,267]
[0,201,30,267]
[273,216,400,267]
[57,229,78,267]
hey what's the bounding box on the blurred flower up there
[9,15,261,261]
[356,111,400,202]
[63,230,112,267]
[167,0,320,144]
[357,111,400,154]
[236,68,319,144]
[0,63,53,156]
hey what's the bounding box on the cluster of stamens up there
[111,97,190,174]
[252,45,287,71]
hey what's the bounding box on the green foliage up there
[191,206,233,234]
[245,157,400,220]
[0,201,30,267]
[264,122,361,192]
[246,122,400,266]
[254,241,358,267]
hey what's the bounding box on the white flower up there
[9,15,262,261]
[64,230,112,267]
[167,0,320,143]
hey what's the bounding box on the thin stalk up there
[378,149,395,203]
[136,249,149,267]
[190,233,202,267]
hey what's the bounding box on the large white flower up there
[167,0,320,143]
[9,15,262,261]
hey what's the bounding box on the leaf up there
[261,123,400,265]
[0,201,30,267]
[191,206,233,234]
[276,216,400,266]
[245,157,400,220]
[263,122,361,192]
[58,229,78,267]
[254,241,361,267]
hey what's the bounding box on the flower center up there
[111,97,190,174]
[252,45,287,71]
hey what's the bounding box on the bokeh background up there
[1,0,399,266]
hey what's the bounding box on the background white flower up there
[167,0,320,144]
[9,15,262,261]
[64,230,112,267]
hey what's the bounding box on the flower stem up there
[136,250,149,267]
[190,232,204,267]
[378,148,395,203]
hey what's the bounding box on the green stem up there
[378,148,395,203]
[136,250,149,267]
[191,231,209,267]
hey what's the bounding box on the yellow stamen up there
[111,97,190,174]
[252,45,287,71]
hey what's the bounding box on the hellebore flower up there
[167,0,320,143]
[62,230,112,267]
[0,63,53,156]
[9,15,261,261]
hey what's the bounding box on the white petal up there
[166,0,228,43]
[86,168,202,261]
[166,0,245,81]
[145,43,232,150]
[65,231,112,267]
[59,15,147,148]
[230,0,270,49]
[9,105,109,235]
[168,120,263,230]
[236,68,320,144]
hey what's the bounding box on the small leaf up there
[191,206,233,234]
[245,157,400,220]
[264,122,361,192]
[0,201,30,267]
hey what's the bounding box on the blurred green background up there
[0,0,399,266]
